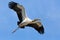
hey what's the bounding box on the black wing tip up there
[8,1,17,9]
[39,25,44,34]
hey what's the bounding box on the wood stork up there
[8,1,44,34]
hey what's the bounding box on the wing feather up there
[27,22,44,34]
[9,1,26,22]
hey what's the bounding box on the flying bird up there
[8,1,44,34]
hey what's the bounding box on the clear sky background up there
[0,0,60,40]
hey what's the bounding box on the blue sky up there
[0,0,60,40]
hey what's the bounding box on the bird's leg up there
[12,27,19,33]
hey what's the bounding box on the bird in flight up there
[8,1,44,34]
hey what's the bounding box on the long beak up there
[12,27,19,33]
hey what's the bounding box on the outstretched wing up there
[9,1,26,22]
[27,21,44,34]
